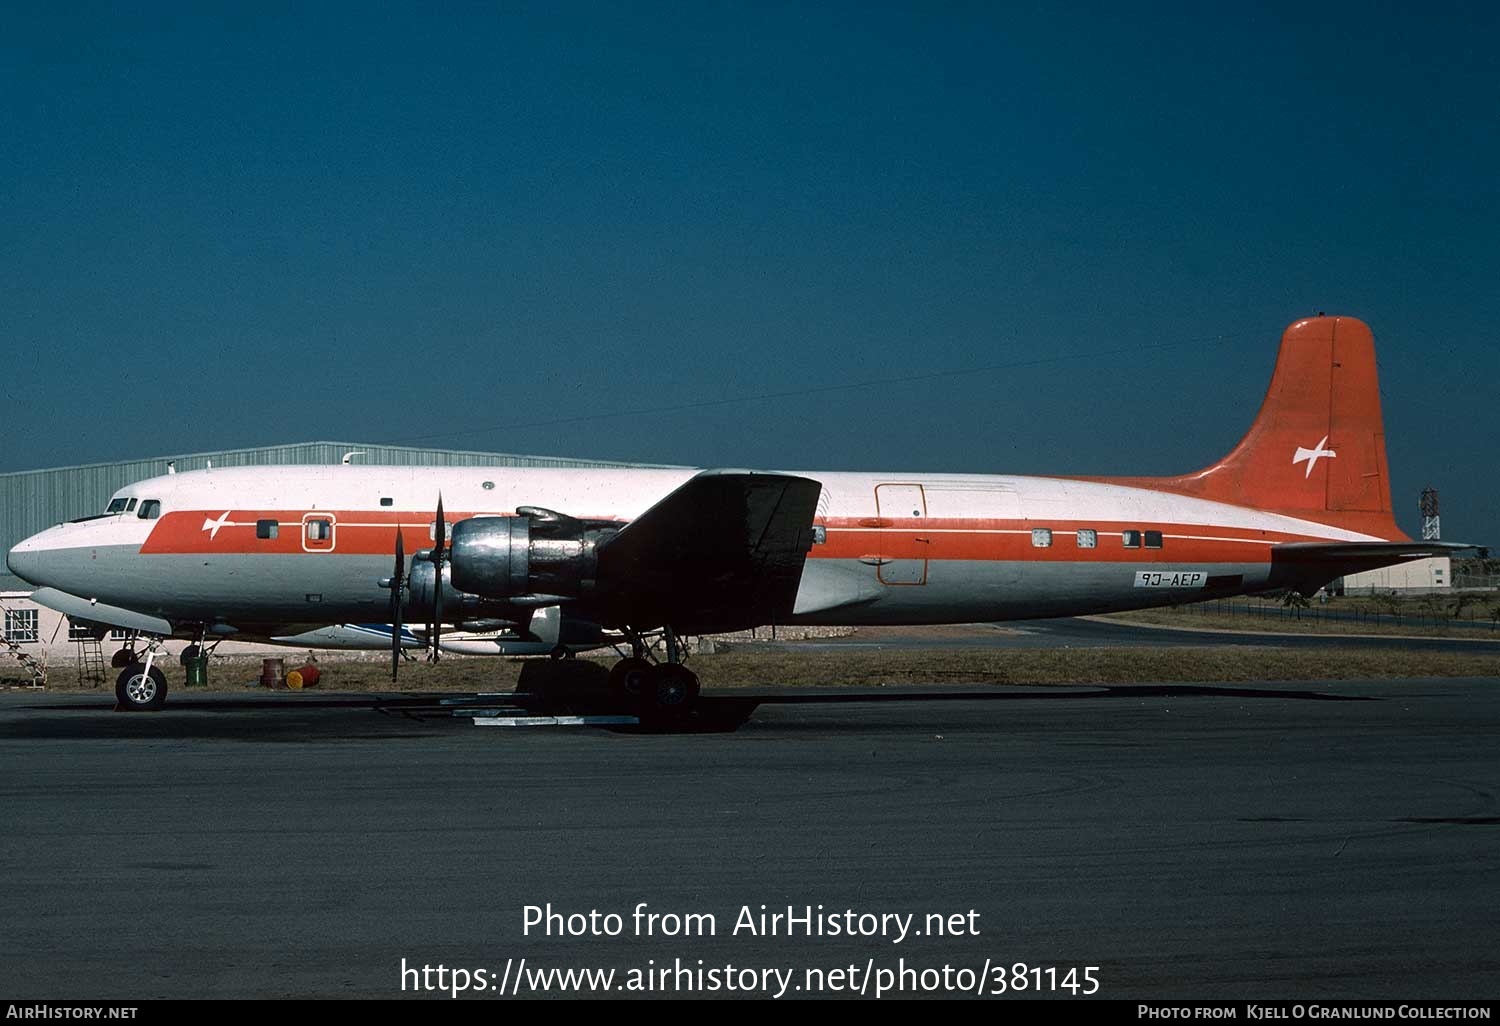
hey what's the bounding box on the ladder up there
[0,611,47,689]
[2,635,47,687]
[76,636,106,688]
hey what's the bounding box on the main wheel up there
[642,664,700,717]
[116,664,168,711]
[608,657,653,699]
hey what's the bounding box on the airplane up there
[6,315,1470,716]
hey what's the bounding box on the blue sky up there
[3,2,1496,543]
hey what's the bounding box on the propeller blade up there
[390,530,405,681]
[431,567,444,662]
[429,495,446,662]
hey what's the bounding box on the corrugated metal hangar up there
[0,440,661,591]
[0,441,663,671]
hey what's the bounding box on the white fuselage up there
[5,464,1380,639]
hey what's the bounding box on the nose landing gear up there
[115,663,168,711]
[112,634,173,712]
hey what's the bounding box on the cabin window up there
[256,520,279,540]
[1144,530,1163,549]
[137,500,161,520]
[106,498,128,514]
[810,525,827,545]
[380,497,394,507]
[1031,528,1053,548]
[1122,530,1141,548]
[4,609,38,643]
[1076,529,1097,549]
[306,519,332,541]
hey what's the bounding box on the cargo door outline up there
[874,483,927,585]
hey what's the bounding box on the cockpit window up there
[137,500,161,520]
[125,498,137,512]
[106,498,129,514]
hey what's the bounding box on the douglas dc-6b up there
[6,316,1466,714]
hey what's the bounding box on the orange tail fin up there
[1107,316,1406,539]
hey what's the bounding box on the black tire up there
[608,657,653,699]
[643,664,700,716]
[179,645,201,666]
[110,648,135,669]
[115,664,168,711]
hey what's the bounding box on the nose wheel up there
[115,664,168,711]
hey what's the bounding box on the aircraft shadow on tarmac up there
[1,655,1374,740]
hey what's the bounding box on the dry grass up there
[32,643,1497,694]
[1105,609,1498,639]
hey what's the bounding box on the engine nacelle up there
[405,560,517,622]
[449,510,619,601]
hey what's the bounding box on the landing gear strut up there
[609,626,700,721]
[115,636,169,712]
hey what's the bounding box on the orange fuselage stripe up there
[139,510,1318,565]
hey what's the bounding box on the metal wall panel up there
[0,441,674,589]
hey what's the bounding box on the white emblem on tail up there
[1292,436,1337,478]
[201,511,233,539]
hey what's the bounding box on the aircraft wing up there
[29,587,175,636]
[593,470,823,633]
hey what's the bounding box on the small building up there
[1336,556,1451,595]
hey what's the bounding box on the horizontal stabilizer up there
[1272,541,1473,562]
[1266,540,1472,595]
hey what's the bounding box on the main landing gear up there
[608,627,700,722]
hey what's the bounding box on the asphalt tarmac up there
[3,676,1498,1000]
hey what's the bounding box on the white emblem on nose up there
[1292,436,1337,478]
[202,511,233,539]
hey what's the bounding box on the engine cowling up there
[405,560,516,622]
[449,509,620,601]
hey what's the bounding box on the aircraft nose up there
[6,531,51,587]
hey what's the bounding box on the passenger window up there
[810,525,827,545]
[380,497,394,507]
[307,520,331,541]
[1031,528,1052,548]
[1122,530,1141,548]
[1144,530,1163,549]
[1076,529,1097,549]
[137,500,161,520]
[256,520,279,540]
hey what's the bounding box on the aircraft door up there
[874,483,927,585]
[302,514,336,552]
